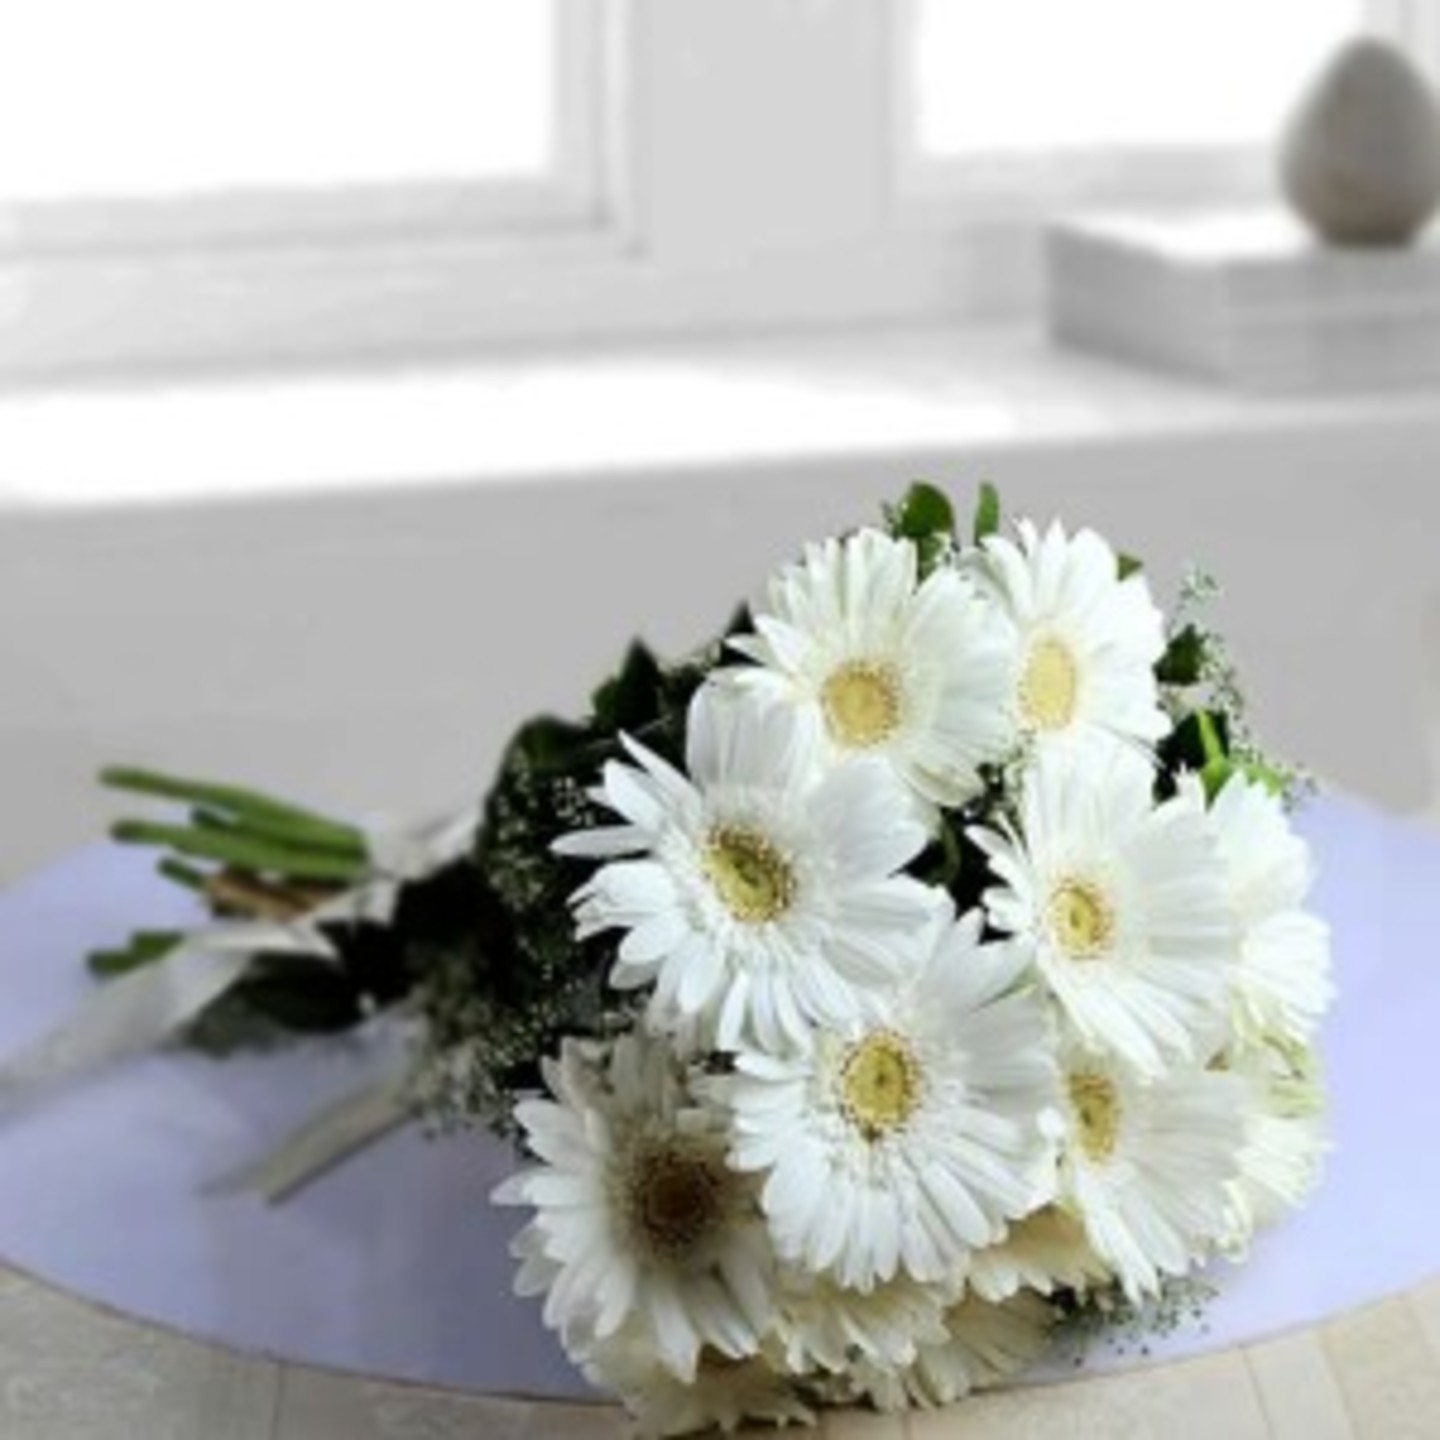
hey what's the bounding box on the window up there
[912,1,1366,157]
[0,3,556,203]
[901,1,1393,214]
[2,3,1434,382]
[0,0,600,256]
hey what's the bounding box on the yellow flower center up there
[1019,635,1079,731]
[1068,1070,1121,1163]
[840,1030,923,1140]
[821,659,903,749]
[1047,878,1114,959]
[703,826,796,924]
[625,1140,730,1262]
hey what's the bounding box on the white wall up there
[1,405,1437,880]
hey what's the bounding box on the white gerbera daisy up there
[727,909,1058,1291]
[555,684,938,1051]
[968,1206,1111,1303]
[493,1033,774,1382]
[583,1334,812,1438]
[1187,772,1333,1046]
[968,519,1167,761]
[728,527,1017,806]
[771,1267,952,1375]
[1055,1049,1245,1301]
[974,747,1236,1078]
[854,1290,1057,1410]
[1224,1035,1329,1248]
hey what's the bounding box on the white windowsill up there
[2,322,1436,513]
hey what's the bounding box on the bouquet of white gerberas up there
[64,482,1331,1436]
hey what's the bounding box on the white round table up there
[1,792,1438,1436]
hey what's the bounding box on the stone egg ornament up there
[1280,37,1440,246]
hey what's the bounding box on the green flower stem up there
[188,806,368,862]
[158,857,208,891]
[87,929,183,977]
[1197,711,1234,800]
[1196,711,1227,764]
[100,767,364,852]
[110,819,366,884]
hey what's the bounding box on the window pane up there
[0,2,557,202]
[914,2,1365,155]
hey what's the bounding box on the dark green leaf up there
[888,482,955,541]
[1117,553,1143,580]
[885,482,956,579]
[720,603,753,644]
[590,641,664,735]
[1156,625,1207,686]
[223,955,366,1033]
[972,482,1001,545]
[508,715,592,772]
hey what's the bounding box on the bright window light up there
[914,2,1365,155]
[0,1,557,202]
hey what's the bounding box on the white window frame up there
[0,1,610,251]
[1,0,1433,383]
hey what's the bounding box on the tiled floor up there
[1,1261,1436,1438]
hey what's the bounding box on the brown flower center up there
[625,1140,731,1262]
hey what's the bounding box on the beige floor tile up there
[1245,1330,1353,1440]
[0,1265,280,1440]
[274,1366,626,1440]
[1406,1274,1440,1364]
[1322,1295,1440,1439]
[906,1352,1269,1440]
[7,1258,1440,1440]
[816,1409,905,1439]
